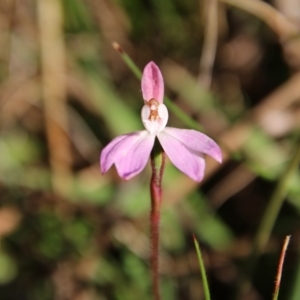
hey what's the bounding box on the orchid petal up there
[141,61,164,103]
[161,127,222,163]
[100,131,155,180]
[157,131,206,181]
[100,134,129,173]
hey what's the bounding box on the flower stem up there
[150,142,165,300]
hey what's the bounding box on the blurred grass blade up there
[253,137,300,256]
[112,42,203,131]
[290,248,300,300]
[37,0,72,196]
[193,234,211,300]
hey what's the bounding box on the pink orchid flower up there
[100,62,222,181]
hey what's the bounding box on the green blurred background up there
[0,0,300,299]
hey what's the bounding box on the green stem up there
[193,235,211,300]
[112,42,142,79]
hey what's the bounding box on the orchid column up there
[100,62,222,300]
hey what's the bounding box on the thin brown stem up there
[150,197,161,300]
[150,151,165,300]
[273,235,291,300]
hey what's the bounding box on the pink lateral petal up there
[157,131,206,181]
[100,134,129,174]
[141,61,164,103]
[162,127,222,163]
[100,131,155,180]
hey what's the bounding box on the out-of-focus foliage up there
[0,0,300,299]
